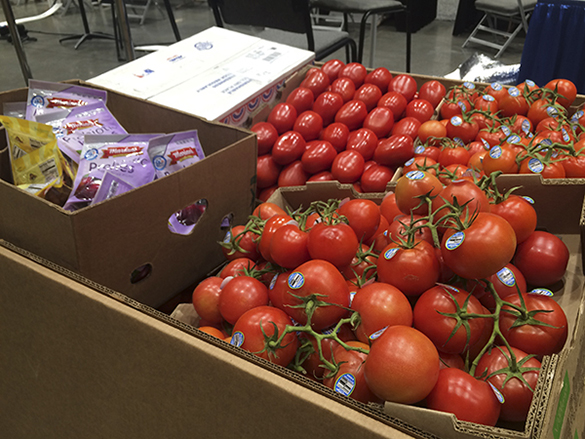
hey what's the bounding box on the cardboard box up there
[0,82,257,307]
[87,26,315,127]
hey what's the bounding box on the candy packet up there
[91,171,136,205]
[147,130,207,235]
[0,115,74,204]
[26,80,108,121]
[2,102,27,119]
[35,101,127,164]
[63,134,159,212]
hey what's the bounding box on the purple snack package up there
[91,171,136,205]
[26,80,108,121]
[63,134,159,212]
[148,130,205,179]
[36,101,127,164]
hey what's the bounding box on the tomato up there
[308,170,335,182]
[253,202,287,220]
[192,276,224,324]
[218,275,269,324]
[391,116,421,141]
[439,352,465,370]
[259,214,293,262]
[406,98,435,123]
[338,62,368,88]
[307,222,359,269]
[485,81,508,103]
[403,156,438,175]
[294,110,323,142]
[251,121,279,155]
[490,195,537,244]
[364,325,440,404]
[285,86,314,114]
[281,259,350,330]
[439,99,463,120]
[219,257,255,278]
[278,160,309,187]
[257,154,282,189]
[386,213,433,245]
[271,130,306,166]
[346,128,378,161]
[417,120,447,146]
[267,102,298,134]
[499,291,568,358]
[419,80,447,109]
[478,263,528,311]
[338,198,381,242]
[562,154,585,177]
[414,284,487,353]
[269,222,310,269]
[394,170,443,215]
[300,68,330,96]
[446,115,479,144]
[414,144,441,162]
[426,368,501,426]
[197,325,226,339]
[544,78,577,109]
[377,240,440,297]
[331,150,365,183]
[231,306,299,367]
[513,231,570,286]
[379,191,402,224]
[221,224,260,262]
[482,144,520,175]
[330,77,356,103]
[527,98,556,128]
[378,91,407,119]
[354,83,383,112]
[473,94,499,114]
[301,140,337,174]
[351,282,413,343]
[335,99,368,131]
[320,59,345,82]
[320,122,350,152]
[341,242,378,280]
[519,157,566,179]
[432,179,490,231]
[499,87,529,117]
[360,164,394,193]
[441,212,517,279]
[364,67,392,93]
[363,106,394,138]
[373,134,414,167]
[437,144,470,168]
[388,74,418,102]
[312,91,345,126]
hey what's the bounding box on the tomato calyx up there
[477,346,540,393]
[219,224,260,257]
[309,199,348,226]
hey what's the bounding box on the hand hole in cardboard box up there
[168,199,208,235]
[220,213,234,231]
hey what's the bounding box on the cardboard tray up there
[0,82,257,307]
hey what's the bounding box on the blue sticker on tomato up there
[491,82,503,91]
[506,134,521,145]
[288,272,305,290]
[230,331,244,347]
[508,87,521,97]
[369,326,389,340]
[489,145,502,159]
[269,274,278,290]
[496,267,516,287]
[334,373,356,397]
[405,157,415,167]
[571,110,584,122]
[384,247,400,260]
[489,382,505,404]
[445,231,465,250]
[500,125,512,136]
[406,170,425,180]
[528,157,544,174]
[223,230,232,244]
[521,119,532,134]
[450,115,463,126]
[522,196,535,204]
[415,144,426,154]
[463,81,476,90]
[529,288,553,297]
[482,94,495,102]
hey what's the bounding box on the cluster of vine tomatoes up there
[191,171,571,427]
[251,60,448,200]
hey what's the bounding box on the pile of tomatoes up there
[252,60,448,200]
[190,171,571,428]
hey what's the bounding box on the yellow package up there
[0,116,74,204]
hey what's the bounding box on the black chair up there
[208,0,357,62]
[310,0,411,71]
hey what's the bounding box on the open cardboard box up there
[0,82,257,307]
[1,177,584,439]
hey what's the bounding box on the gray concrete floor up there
[0,0,525,93]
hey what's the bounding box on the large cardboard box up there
[0,82,257,307]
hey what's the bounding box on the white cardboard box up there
[88,27,315,126]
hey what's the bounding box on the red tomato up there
[281,259,350,330]
[341,243,378,280]
[360,164,394,193]
[221,224,260,262]
[218,275,269,324]
[544,78,577,109]
[485,81,508,103]
[330,77,356,103]
[259,214,293,262]
[320,59,345,82]
[346,128,378,161]
[374,134,414,168]
[312,91,345,126]
[363,107,394,138]
[272,130,306,166]
[307,222,359,269]
[478,263,528,311]
[364,67,392,93]
[320,122,350,152]
[379,191,402,224]
[252,202,287,220]
[269,222,310,269]
[301,140,337,174]
[519,157,566,179]
[251,121,279,155]
[482,144,520,175]
[334,99,368,131]
[475,346,541,422]
[437,144,471,168]
[231,305,299,367]
[499,291,568,358]
[394,170,443,215]
[403,156,438,175]
[490,195,537,244]
[419,80,447,109]
[277,160,309,187]
[294,110,323,142]
[406,98,435,123]
[446,115,479,144]
[417,120,447,146]
[414,284,486,353]
[192,276,223,324]
[386,213,433,246]
[431,179,491,230]
[388,74,418,102]
[499,87,529,117]
[513,231,570,286]
[285,87,314,114]
[351,282,413,343]
[219,257,255,278]
[300,68,330,96]
[391,116,422,141]
[338,198,380,242]
[364,325,440,404]
[338,62,368,88]
[378,91,407,119]
[426,368,501,426]
[308,170,335,182]
[267,103,298,134]
[331,150,365,183]
[354,83,383,112]
[256,154,282,189]
[441,212,517,279]
[473,94,499,114]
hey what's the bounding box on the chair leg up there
[358,10,371,64]
[343,13,350,64]
[405,6,411,72]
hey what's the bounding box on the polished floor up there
[0,0,526,93]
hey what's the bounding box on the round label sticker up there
[194,41,213,51]
[521,119,531,134]
[506,134,521,145]
[463,81,476,90]
[230,331,245,347]
[153,155,167,171]
[539,138,553,147]
[482,94,495,102]
[526,79,536,87]
[384,247,400,260]
[528,157,544,174]
[288,272,305,290]
[508,87,521,97]
[522,196,535,204]
[562,127,571,143]
[489,145,502,159]
[450,115,463,126]
[222,230,232,244]
[489,382,505,404]
[529,288,553,297]
[334,373,356,397]
[500,125,512,136]
[496,267,516,287]
[30,95,46,108]
[406,170,425,180]
[269,274,278,290]
[571,110,584,122]
[491,82,503,91]
[405,157,415,167]
[414,145,426,154]
[369,326,389,340]
[84,148,99,161]
[445,231,465,250]
[437,283,459,293]
[457,101,467,111]
[546,106,558,117]
[349,290,357,306]
[453,137,465,147]
[480,138,491,149]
